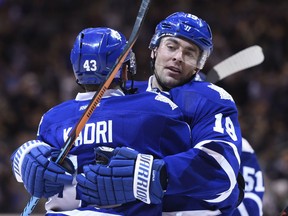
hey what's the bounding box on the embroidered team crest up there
[155,94,178,110]
[208,84,234,102]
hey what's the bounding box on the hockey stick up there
[21,0,151,215]
[206,45,264,83]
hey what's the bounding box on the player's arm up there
[165,85,243,207]
[163,121,241,200]
[36,113,61,148]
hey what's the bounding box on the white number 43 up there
[83,60,97,71]
[213,113,237,141]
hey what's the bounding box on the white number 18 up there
[213,113,237,141]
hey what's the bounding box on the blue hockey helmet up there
[70,27,135,85]
[149,12,213,69]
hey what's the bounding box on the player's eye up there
[185,50,196,58]
[166,43,176,51]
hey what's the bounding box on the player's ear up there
[151,48,158,59]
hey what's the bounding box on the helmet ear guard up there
[149,12,213,69]
[128,51,137,76]
[121,51,138,94]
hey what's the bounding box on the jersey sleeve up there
[36,100,76,149]
[36,111,62,149]
[164,82,243,212]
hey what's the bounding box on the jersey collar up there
[146,75,170,96]
[75,89,125,101]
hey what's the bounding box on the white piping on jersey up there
[75,89,125,101]
[46,209,121,216]
[241,192,263,216]
[162,209,221,216]
[236,202,249,216]
[237,192,263,216]
[241,137,254,153]
[194,139,241,165]
[194,139,240,203]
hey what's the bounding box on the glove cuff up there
[150,159,167,204]
[156,160,167,191]
[133,153,154,204]
[12,140,50,182]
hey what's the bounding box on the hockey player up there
[149,12,243,215]
[141,12,264,215]
[76,12,244,215]
[232,138,265,216]
[144,12,264,215]
[11,27,193,215]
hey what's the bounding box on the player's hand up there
[76,146,167,206]
[12,140,74,198]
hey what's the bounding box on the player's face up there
[152,36,200,90]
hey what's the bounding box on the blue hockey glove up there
[76,146,167,206]
[11,140,74,198]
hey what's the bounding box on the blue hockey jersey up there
[135,76,265,215]
[159,81,242,215]
[232,138,265,216]
[134,77,243,215]
[36,89,192,215]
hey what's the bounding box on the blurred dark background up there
[0,0,287,215]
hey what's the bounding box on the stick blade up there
[206,45,264,83]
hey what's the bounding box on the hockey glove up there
[76,146,167,206]
[11,140,74,198]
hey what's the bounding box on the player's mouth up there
[166,66,181,75]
